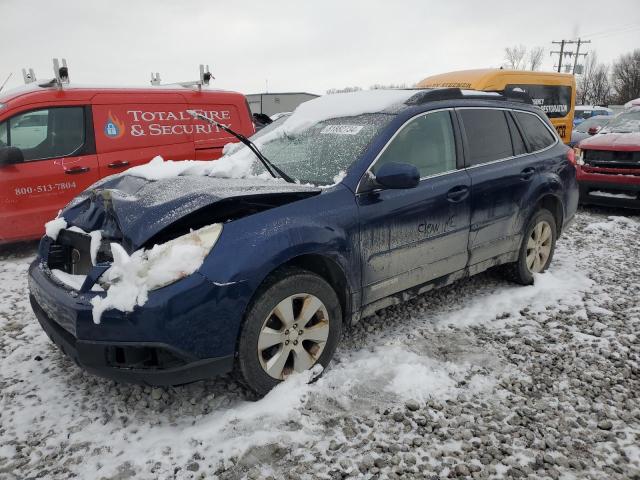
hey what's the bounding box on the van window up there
[506,84,572,119]
[514,112,556,151]
[0,121,6,147]
[459,109,513,165]
[7,107,85,161]
[373,110,456,178]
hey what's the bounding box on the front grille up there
[584,149,640,170]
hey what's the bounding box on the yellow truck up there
[417,69,576,144]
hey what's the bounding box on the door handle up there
[64,166,90,175]
[446,185,469,202]
[108,160,130,169]
[520,167,536,181]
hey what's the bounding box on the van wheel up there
[237,268,342,396]
[502,209,557,285]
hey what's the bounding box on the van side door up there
[457,107,539,271]
[357,109,471,305]
[0,106,98,243]
[92,93,194,175]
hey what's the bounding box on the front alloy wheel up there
[237,268,342,396]
[258,294,330,379]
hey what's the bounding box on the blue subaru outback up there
[28,88,578,395]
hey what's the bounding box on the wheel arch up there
[265,254,352,325]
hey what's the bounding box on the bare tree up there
[528,47,545,71]
[611,49,640,104]
[504,45,527,70]
[577,52,613,105]
[369,83,409,90]
[503,45,544,71]
[326,86,362,94]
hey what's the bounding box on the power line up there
[582,23,640,39]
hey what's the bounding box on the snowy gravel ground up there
[1,208,639,480]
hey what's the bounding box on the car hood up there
[61,174,321,251]
[578,132,640,151]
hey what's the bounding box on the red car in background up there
[0,84,254,243]
[576,108,640,209]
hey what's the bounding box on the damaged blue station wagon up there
[28,88,579,395]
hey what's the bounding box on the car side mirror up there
[588,126,600,135]
[0,147,24,166]
[374,162,420,189]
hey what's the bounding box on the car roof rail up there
[406,87,516,105]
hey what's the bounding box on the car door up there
[0,106,99,243]
[357,109,471,305]
[457,107,539,269]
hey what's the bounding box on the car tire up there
[236,267,342,396]
[502,209,557,285]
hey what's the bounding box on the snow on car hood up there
[579,132,640,151]
[60,173,321,252]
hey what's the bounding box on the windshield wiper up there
[187,110,295,183]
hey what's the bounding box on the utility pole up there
[572,38,590,74]
[551,40,566,73]
[551,39,591,74]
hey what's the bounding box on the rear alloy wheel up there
[526,220,553,273]
[237,268,342,396]
[502,209,557,285]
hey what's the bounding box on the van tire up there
[236,267,342,396]
[502,209,557,285]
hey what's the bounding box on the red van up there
[0,84,254,243]
[576,108,640,209]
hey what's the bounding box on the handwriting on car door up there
[418,215,455,237]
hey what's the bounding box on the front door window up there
[6,107,85,161]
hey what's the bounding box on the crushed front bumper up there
[28,257,249,385]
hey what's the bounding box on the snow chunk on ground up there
[90,224,222,323]
[44,217,67,241]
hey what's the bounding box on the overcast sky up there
[1,0,639,95]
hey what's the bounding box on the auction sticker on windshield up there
[321,125,364,135]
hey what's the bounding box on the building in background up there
[246,92,319,117]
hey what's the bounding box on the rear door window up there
[459,109,513,166]
[513,111,556,152]
[7,107,85,161]
[373,110,457,178]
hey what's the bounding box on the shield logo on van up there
[104,112,125,139]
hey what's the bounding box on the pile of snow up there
[90,224,222,323]
[126,90,417,183]
[584,215,638,233]
[221,89,417,169]
[44,216,67,241]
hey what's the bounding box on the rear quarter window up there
[514,111,556,152]
[459,109,513,166]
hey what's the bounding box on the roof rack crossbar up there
[151,64,214,89]
[22,67,37,84]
